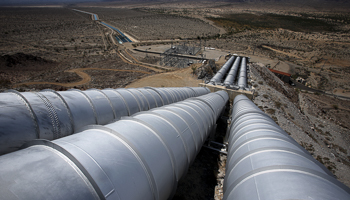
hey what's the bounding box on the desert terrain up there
[0,1,350,199]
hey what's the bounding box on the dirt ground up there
[1,2,350,199]
[126,64,202,88]
[251,63,350,188]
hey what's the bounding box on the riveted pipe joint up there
[0,87,210,155]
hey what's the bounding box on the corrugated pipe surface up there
[209,56,235,84]
[223,57,241,86]
[224,95,350,200]
[0,91,229,200]
[237,57,247,89]
[0,87,210,155]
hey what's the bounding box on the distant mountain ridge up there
[1,0,349,7]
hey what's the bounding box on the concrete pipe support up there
[0,91,228,200]
[223,95,350,200]
[0,87,210,155]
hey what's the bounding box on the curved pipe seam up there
[0,87,210,155]
[0,90,229,200]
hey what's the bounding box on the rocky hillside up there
[250,62,350,187]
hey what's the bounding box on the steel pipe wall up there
[224,95,350,200]
[208,56,249,90]
[0,87,210,155]
[223,57,241,86]
[237,57,247,89]
[0,91,229,200]
[209,56,235,84]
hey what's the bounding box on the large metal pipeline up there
[0,91,229,200]
[237,57,247,90]
[224,95,350,200]
[223,57,241,86]
[0,87,210,155]
[209,56,235,85]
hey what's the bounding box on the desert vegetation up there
[142,3,350,97]
[0,1,349,199]
[0,7,157,91]
[78,7,220,40]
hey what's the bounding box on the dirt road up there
[262,45,302,59]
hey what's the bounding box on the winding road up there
[14,8,167,88]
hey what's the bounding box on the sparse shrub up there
[325,131,332,136]
[315,127,324,135]
[288,113,295,120]
[266,108,275,115]
[341,158,350,167]
[258,81,263,85]
[316,156,337,174]
[253,84,258,88]
[300,141,315,153]
[274,101,281,108]
[332,104,338,109]
[316,155,324,164]
[191,66,197,75]
[0,79,11,86]
[333,144,347,154]
[306,131,318,143]
[271,116,278,123]
[263,94,269,99]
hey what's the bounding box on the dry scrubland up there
[77,7,220,40]
[0,7,105,61]
[138,2,350,95]
[251,63,350,188]
[0,7,156,91]
[0,2,350,199]
[111,2,350,197]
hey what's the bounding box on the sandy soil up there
[13,68,152,88]
[251,63,350,188]
[126,64,202,88]
[1,3,350,199]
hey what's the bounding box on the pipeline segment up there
[209,56,235,85]
[0,87,210,155]
[237,57,247,90]
[223,57,241,86]
[0,91,229,200]
[223,95,350,200]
